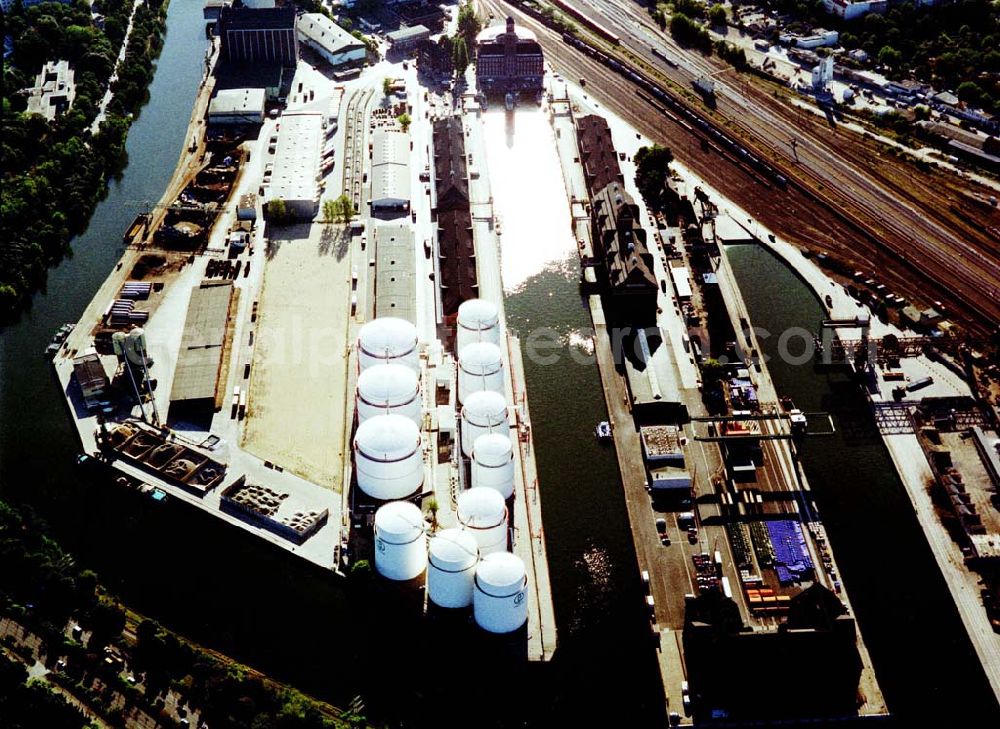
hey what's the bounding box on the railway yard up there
[477,0,1000,342]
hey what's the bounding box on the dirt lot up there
[241,222,352,490]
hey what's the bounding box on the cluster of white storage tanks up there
[353,318,425,501]
[366,305,527,634]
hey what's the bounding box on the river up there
[1,3,997,725]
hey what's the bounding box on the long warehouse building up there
[267,111,322,219]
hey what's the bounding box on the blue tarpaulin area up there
[766,520,814,584]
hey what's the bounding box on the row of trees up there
[0,657,90,729]
[0,499,365,728]
[1,0,170,320]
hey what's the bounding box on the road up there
[477,0,1000,339]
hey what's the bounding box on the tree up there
[708,4,727,27]
[877,45,903,72]
[335,194,353,223]
[633,144,674,212]
[322,198,337,223]
[457,2,481,47]
[382,76,392,97]
[452,36,470,76]
[266,198,288,222]
[426,497,439,530]
[957,80,985,106]
[700,357,726,384]
[397,112,412,133]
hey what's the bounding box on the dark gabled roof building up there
[475,17,544,95]
[217,6,298,67]
[575,114,623,196]
[432,117,478,318]
[592,181,657,316]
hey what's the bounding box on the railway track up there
[481,0,1000,338]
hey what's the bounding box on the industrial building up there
[297,13,366,68]
[214,62,286,102]
[207,87,266,126]
[370,129,411,215]
[25,60,75,121]
[169,281,233,418]
[72,352,110,410]
[395,2,445,32]
[821,0,887,19]
[475,18,544,95]
[217,5,298,66]
[373,224,417,323]
[386,25,431,54]
[432,118,477,318]
[267,111,322,219]
[575,115,624,200]
[591,182,658,314]
[621,327,687,424]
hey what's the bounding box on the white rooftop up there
[269,111,322,205]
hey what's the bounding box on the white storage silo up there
[457,487,508,555]
[458,342,504,403]
[356,364,421,424]
[474,552,528,634]
[374,501,427,581]
[460,390,510,458]
[358,317,419,372]
[427,528,479,608]
[457,299,501,352]
[471,433,516,499]
[354,414,424,501]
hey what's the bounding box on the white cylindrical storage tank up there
[356,364,421,424]
[460,390,509,458]
[457,487,508,555]
[373,501,427,581]
[457,298,501,352]
[474,552,528,634]
[427,528,479,608]
[354,414,424,501]
[458,342,504,403]
[471,433,515,499]
[358,317,419,372]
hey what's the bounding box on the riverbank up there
[1,0,172,321]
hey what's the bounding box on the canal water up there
[725,244,1000,725]
[1,2,996,725]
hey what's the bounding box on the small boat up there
[595,421,612,443]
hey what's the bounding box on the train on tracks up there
[561,32,788,189]
[547,0,620,45]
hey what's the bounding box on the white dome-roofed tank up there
[354,414,424,501]
[457,487,508,555]
[460,390,509,458]
[458,342,505,403]
[427,528,479,608]
[471,433,516,499]
[474,552,528,633]
[373,501,427,581]
[356,364,421,424]
[457,298,501,352]
[358,317,419,372]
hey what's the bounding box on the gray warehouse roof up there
[371,129,411,208]
[209,87,266,117]
[386,25,430,44]
[170,282,233,403]
[298,13,365,55]
[374,224,416,323]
